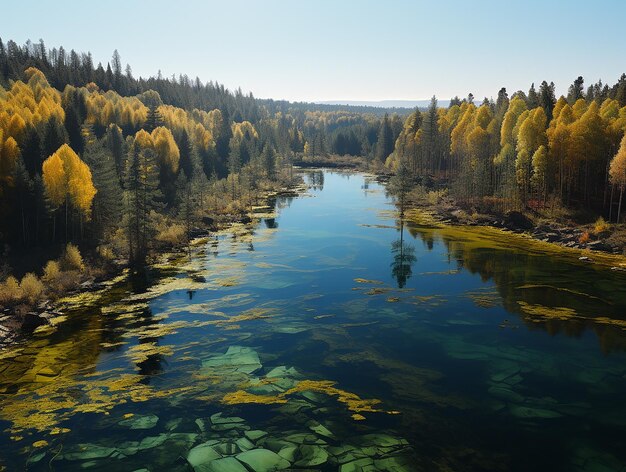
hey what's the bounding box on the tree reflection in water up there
[391,220,417,288]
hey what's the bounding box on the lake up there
[1,170,626,472]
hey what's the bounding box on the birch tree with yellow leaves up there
[42,144,96,240]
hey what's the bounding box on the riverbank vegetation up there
[0,39,409,313]
[383,79,626,254]
[2,37,626,313]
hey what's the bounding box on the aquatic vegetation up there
[466,289,501,308]
[517,301,578,321]
[354,278,385,285]
[222,376,397,418]
[365,287,392,295]
[125,343,174,364]
[212,308,274,327]
[222,390,288,405]
[214,276,240,287]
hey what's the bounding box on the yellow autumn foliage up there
[42,144,97,217]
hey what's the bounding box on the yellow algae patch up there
[517,302,626,329]
[126,343,174,364]
[50,427,70,435]
[466,290,501,309]
[32,440,48,448]
[352,414,366,421]
[283,380,386,414]
[593,317,626,329]
[100,341,127,349]
[101,302,149,317]
[517,302,577,321]
[221,378,395,417]
[386,297,400,303]
[354,278,385,285]
[214,276,240,287]
[222,390,288,405]
[365,288,391,295]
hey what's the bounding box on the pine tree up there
[527,83,539,108]
[262,144,276,180]
[178,129,193,179]
[567,76,585,104]
[421,96,439,174]
[83,135,122,238]
[144,105,163,133]
[124,141,162,266]
[539,81,557,121]
[376,113,394,163]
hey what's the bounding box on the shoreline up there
[0,178,307,349]
[401,202,626,271]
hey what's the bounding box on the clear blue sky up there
[2,0,625,102]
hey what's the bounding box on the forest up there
[0,39,403,289]
[386,80,626,221]
[1,38,626,310]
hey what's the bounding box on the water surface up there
[1,170,626,471]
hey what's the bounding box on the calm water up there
[1,170,626,472]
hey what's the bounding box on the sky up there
[2,0,625,103]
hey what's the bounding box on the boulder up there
[504,211,534,230]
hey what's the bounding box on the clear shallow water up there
[1,170,626,471]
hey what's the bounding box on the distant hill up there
[316,99,451,110]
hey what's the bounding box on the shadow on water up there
[405,218,626,353]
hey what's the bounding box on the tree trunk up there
[618,186,624,224]
[609,184,615,222]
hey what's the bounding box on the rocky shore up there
[430,205,624,255]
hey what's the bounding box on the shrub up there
[42,260,61,283]
[0,276,22,305]
[62,243,84,271]
[579,231,591,244]
[20,273,44,304]
[156,224,186,245]
[593,217,610,235]
[97,245,115,261]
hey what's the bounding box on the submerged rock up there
[63,444,118,461]
[340,457,375,472]
[118,413,159,430]
[205,457,249,472]
[202,346,262,375]
[209,413,249,432]
[293,444,330,467]
[245,430,269,442]
[187,441,222,470]
[236,448,291,471]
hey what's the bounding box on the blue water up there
[1,170,625,472]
